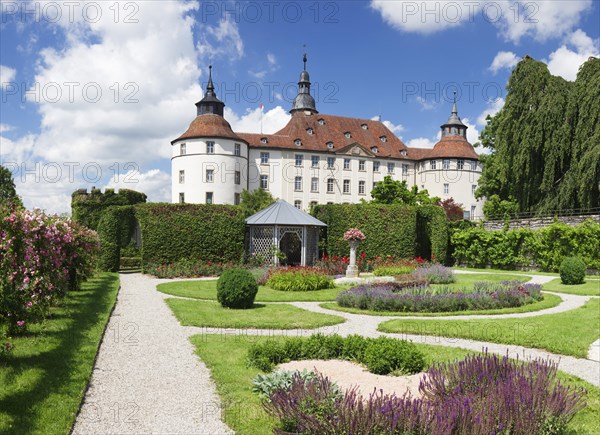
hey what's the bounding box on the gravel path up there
[72,273,232,435]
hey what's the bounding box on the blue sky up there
[1,0,599,213]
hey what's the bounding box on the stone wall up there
[483,214,600,231]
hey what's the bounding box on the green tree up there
[0,165,23,208]
[477,56,600,213]
[371,175,439,205]
[239,188,276,217]
[482,194,519,220]
[439,198,464,221]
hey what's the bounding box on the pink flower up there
[17,320,25,327]
[343,228,366,241]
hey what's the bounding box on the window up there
[260,152,269,164]
[470,160,477,170]
[430,160,437,170]
[311,177,319,192]
[294,138,302,146]
[443,183,449,194]
[206,192,213,204]
[327,178,335,193]
[358,180,366,195]
[207,141,215,154]
[343,159,351,170]
[295,154,304,167]
[380,136,387,142]
[373,161,380,172]
[318,118,325,125]
[457,159,464,170]
[294,176,302,191]
[344,131,351,138]
[260,137,268,144]
[361,123,368,130]
[294,200,302,209]
[359,160,365,171]
[400,150,407,156]
[471,205,476,218]
[178,192,185,203]
[463,210,471,220]
[180,143,186,155]
[206,169,214,183]
[371,146,378,153]
[327,157,335,169]
[311,155,320,168]
[421,162,426,170]
[327,142,334,149]
[234,193,240,205]
[387,162,395,174]
[402,164,409,176]
[307,128,313,135]
[443,159,450,169]
[373,181,379,190]
[179,170,185,184]
[310,201,317,208]
[343,179,351,194]
[260,175,268,189]
[234,143,241,156]
[472,185,477,196]
[235,171,241,185]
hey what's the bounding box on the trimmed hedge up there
[416,205,448,262]
[451,220,600,271]
[96,205,136,272]
[135,203,245,270]
[71,187,146,230]
[217,268,258,308]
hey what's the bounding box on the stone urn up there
[346,239,360,278]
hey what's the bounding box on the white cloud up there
[0,123,14,133]
[407,137,437,149]
[0,65,16,90]
[370,116,405,136]
[370,0,593,43]
[416,96,436,110]
[249,52,279,79]
[225,106,290,134]
[104,168,171,203]
[489,51,519,74]
[267,53,277,66]
[197,16,244,61]
[477,97,505,127]
[462,117,480,145]
[546,29,599,81]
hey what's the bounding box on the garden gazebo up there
[245,199,326,266]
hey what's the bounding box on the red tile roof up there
[428,135,479,159]
[172,114,247,144]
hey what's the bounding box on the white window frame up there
[343,179,350,194]
[327,157,335,169]
[457,159,464,170]
[260,175,268,189]
[387,162,395,174]
[443,159,450,170]
[311,177,319,192]
[359,160,366,171]
[430,160,437,170]
[327,178,335,193]
[295,154,304,167]
[373,161,380,172]
[180,143,186,156]
[343,158,351,170]
[358,180,365,195]
[294,176,303,192]
[206,192,213,204]
[311,155,320,168]
[206,141,215,154]
[402,164,409,176]
[206,169,214,183]
[179,170,185,184]
[443,183,449,194]
[260,152,270,164]
[234,143,241,156]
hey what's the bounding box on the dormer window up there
[318,118,325,125]
[380,136,387,143]
[326,142,334,149]
[400,150,407,156]
[344,131,351,139]
[306,128,313,135]
[260,137,268,144]
[294,138,302,146]
[361,123,368,130]
[371,146,378,153]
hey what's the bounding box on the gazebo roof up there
[245,199,327,226]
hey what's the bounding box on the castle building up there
[171,58,484,219]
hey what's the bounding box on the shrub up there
[216,268,258,309]
[247,334,425,375]
[266,268,334,291]
[363,336,425,375]
[411,264,455,284]
[336,281,543,313]
[252,369,324,402]
[560,257,586,285]
[146,258,229,278]
[373,265,415,276]
[265,353,587,435]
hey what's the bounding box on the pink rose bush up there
[343,228,366,241]
[0,206,99,337]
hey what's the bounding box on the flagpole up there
[260,102,263,134]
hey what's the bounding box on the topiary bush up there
[362,336,425,375]
[216,268,258,309]
[560,257,586,285]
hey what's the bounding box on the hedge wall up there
[134,203,245,269]
[96,205,136,272]
[416,205,448,262]
[71,188,146,231]
[312,204,424,259]
[451,219,600,271]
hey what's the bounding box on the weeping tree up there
[477,56,600,214]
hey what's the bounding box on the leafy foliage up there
[247,333,425,375]
[560,257,586,285]
[266,269,334,291]
[373,265,415,276]
[482,194,519,220]
[439,198,464,222]
[411,264,455,284]
[96,205,136,272]
[71,188,146,231]
[477,56,599,213]
[239,188,276,217]
[0,165,22,208]
[216,268,258,309]
[371,175,439,205]
[451,220,600,271]
[415,205,448,261]
[145,259,229,278]
[251,369,332,402]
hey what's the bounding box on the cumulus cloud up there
[0,65,16,90]
[197,16,244,61]
[104,168,171,203]
[416,96,436,111]
[546,29,599,81]
[407,137,437,149]
[489,51,520,74]
[225,106,290,134]
[477,97,505,127]
[370,0,593,44]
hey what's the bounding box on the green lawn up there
[166,298,345,329]
[455,267,560,276]
[191,334,599,435]
[320,292,562,317]
[158,280,346,302]
[379,298,600,358]
[0,273,120,435]
[543,278,600,296]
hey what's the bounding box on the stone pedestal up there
[346,239,360,278]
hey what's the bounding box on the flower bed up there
[266,268,334,292]
[264,353,586,434]
[336,280,543,313]
[145,258,230,278]
[411,263,455,284]
[314,255,426,275]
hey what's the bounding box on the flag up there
[259,102,264,111]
